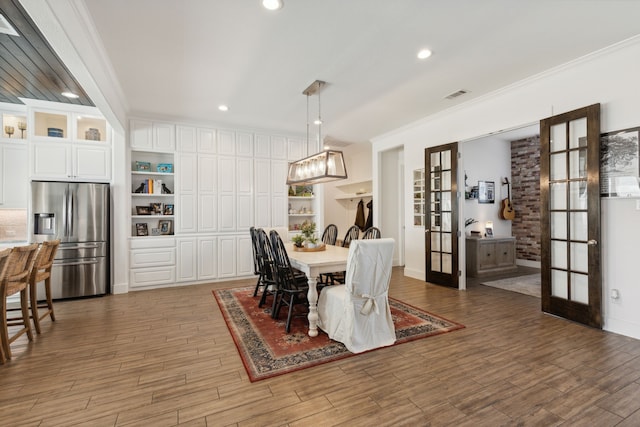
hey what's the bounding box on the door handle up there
[587,239,598,246]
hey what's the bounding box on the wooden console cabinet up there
[466,236,517,277]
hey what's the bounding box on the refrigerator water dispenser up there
[34,213,55,235]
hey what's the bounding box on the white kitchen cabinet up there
[197,128,216,153]
[176,153,197,234]
[0,143,28,208]
[218,236,237,278]
[198,194,217,232]
[218,129,235,155]
[198,236,217,280]
[236,131,253,157]
[198,154,217,232]
[176,125,197,152]
[271,135,287,160]
[176,238,197,282]
[288,137,306,161]
[31,141,111,181]
[129,238,176,289]
[218,156,236,231]
[254,134,270,158]
[237,234,254,276]
[254,158,271,228]
[130,119,175,152]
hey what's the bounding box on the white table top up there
[285,243,350,274]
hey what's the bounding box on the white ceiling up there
[81,0,640,145]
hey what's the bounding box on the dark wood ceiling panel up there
[0,0,93,106]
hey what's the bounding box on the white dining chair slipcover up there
[317,238,396,353]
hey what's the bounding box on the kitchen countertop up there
[0,241,28,249]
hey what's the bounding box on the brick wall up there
[511,136,540,262]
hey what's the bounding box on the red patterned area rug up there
[213,287,464,382]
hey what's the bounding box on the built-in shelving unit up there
[130,150,175,237]
[288,188,316,232]
[334,179,372,200]
[413,169,425,226]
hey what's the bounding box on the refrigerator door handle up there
[62,186,69,237]
[54,258,99,266]
[68,188,75,237]
[59,244,100,250]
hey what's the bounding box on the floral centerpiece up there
[293,220,319,248]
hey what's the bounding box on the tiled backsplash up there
[0,209,28,242]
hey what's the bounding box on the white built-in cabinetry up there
[0,142,28,208]
[130,120,301,289]
[27,103,111,182]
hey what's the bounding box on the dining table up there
[285,242,350,337]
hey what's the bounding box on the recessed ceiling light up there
[262,0,283,11]
[417,49,432,60]
[61,91,80,99]
[218,105,229,112]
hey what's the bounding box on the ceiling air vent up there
[0,13,19,37]
[445,89,469,100]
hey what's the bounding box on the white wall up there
[323,143,372,237]
[372,36,640,339]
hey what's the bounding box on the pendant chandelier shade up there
[286,79,348,185]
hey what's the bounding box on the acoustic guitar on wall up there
[500,178,515,220]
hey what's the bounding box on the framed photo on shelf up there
[478,180,495,204]
[136,205,150,215]
[135,161,151,171]
[150,202,162,215]
[151,228,161,236]
[157,163,173,173]
[163,203,174,216]
[158,219,173,235]
[135,223,148,236]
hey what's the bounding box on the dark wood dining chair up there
[362,227,381,239]
[321,224,338,246]
[269,230,310,332]
[249,227,264,297]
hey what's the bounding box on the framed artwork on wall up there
[600,126,640,197]
[478,180,495,204]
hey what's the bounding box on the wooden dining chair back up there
[321,224,338,246]
[28,240,60,334]
[0,248,10,363]
[256,228,278,309]
[342,225,360,247]
[249,227,264,297]
[1,243,39,359]
[362,227,381,239]
[269,230,310,332]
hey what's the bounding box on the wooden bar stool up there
[1,243,39,360]
[29,240,60,334]
[0,248,10,364]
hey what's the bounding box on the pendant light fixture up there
[286,80,348,185]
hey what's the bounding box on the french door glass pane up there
[552,269,568,298]
[441,192,451,211]
[571,273,589,304]
[441,151,451,169]
[569,117,587,149]
[551,212,567,239]
[431,253,441,272]
[441,171,451,191]
[570,212,588,241]
[569,149,587,179]
[550,123,566,152]
[431,232,440,251]
[442,233,452,252]
[550,153,567,180]
[570,242,588,273]
[442,212,451,232]
[569,181,587,209]
[431,214,440,229]
[551,241,567,269]
[431,175,440,191]
[442,254,452,274]
[430,152,440,170]
[550,182,567,209]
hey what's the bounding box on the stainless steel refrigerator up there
[31,181,109,299]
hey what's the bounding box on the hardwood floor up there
[2,267,640,426]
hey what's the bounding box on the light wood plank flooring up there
[2,267,640,426]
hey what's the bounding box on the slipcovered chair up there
[361,226,381,239]
[326,225,360,285]
[1,243,39,359]
[28,240,60,333]
[317,238,396,353]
